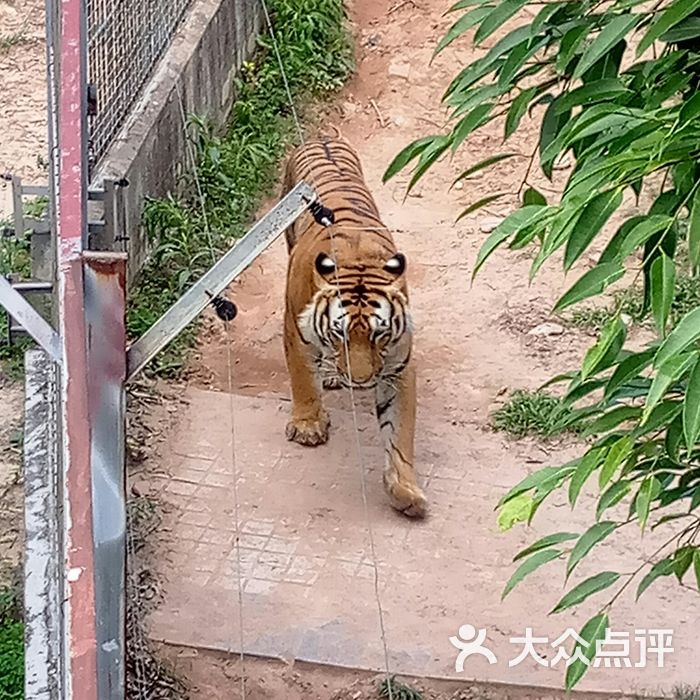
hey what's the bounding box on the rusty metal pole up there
[55,0,99,694]
[84,252,128,700]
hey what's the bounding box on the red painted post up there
[55,0,99,694]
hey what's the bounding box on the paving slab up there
[148,388,699,694]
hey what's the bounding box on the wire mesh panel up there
[87,0,194,164]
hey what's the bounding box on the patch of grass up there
[492,390,572,438]
[566,287,644,332]
[131,0,353,377]
[0,586,23,700]
[673,686,700,700]
[0,217,33,378]
[670,270,700,325]
[0,31,31,56]
[566,262,699,333]
[378,676,423,700]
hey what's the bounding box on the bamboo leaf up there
[505,87,538,138]
[455,193,507,222]
[636,558,674,600]
[573,14,641,80]
[451,152,521,189]
[551,571,620,613]
[567,521,617,577]
[637,0,700,56]
[597,481,631,520]
[473,205,548,279]
[383,136,437,182]
[599,436,633,489]
[689,186,700,271]
[650,252,676,337]
[434,5,494,55]
[581,316,626,380]
[474,0,529,45]
[683,355,700,453]
[660,17,700,43]
[406,136,451,194]
[569,447,608,506]
[604,348,656,401]
[619,215,674,259]
[512,532,579,562]
[553,263,625,313]
[565,614,609,689]
[654,307,700,368]
[502,549,562,599]
[635,476,661,530]
[564,190,623,270]
[555,79,632,113]
[451,103,496,153]
[643,353,697,423]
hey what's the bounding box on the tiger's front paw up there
[322,376,343,390]
[286,412,330,447]
[385,477,428,519]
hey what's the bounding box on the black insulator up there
[307,199,335,227]
[206,291,238,321]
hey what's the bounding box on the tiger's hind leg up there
[375,363,427,518]
[283,309,330,446]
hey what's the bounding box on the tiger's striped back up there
[282,138,398,263]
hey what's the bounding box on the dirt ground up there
[156,647,628,700]
[0,0,48,217]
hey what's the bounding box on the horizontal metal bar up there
[22,185,50,197]
[12,282,54,292]
[0,276,62,364]
[126,181,315,380]
[87,188,105,201]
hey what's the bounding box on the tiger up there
[280,137,427,519]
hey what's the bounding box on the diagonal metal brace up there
[0,276,62,364]
[126,181,316,380]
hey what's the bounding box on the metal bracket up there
[126,180,316,380]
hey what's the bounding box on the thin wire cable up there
[174,81,217,267]
[258,0,394,694]
[224,322,247,700]
[172,61,247,700]
[259,0,304,144]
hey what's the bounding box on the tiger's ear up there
[315,252,336,276]
[383,253,406,277]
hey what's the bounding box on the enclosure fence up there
[86,0,194,163]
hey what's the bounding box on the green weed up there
[0,31,31,57]
[566,264,699,333]
[130,0,353,377]
[673,686,700,700]
[566,287,644,332]
[378,676,423,700]
[0,214,34,378]
[492,390,573,438]
[0,586,23,700]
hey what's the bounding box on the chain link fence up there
[87,0,194,164]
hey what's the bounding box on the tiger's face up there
[298,251,411,389]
